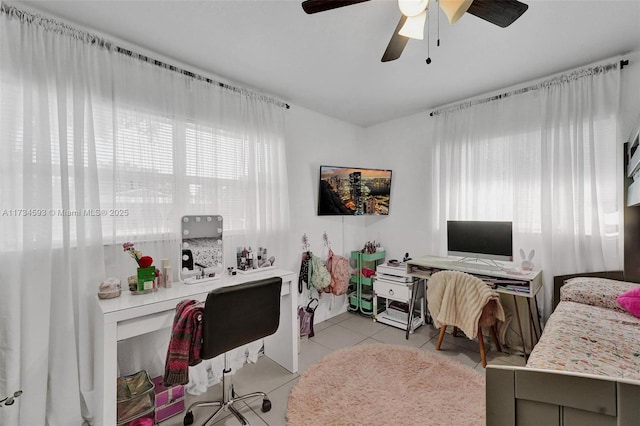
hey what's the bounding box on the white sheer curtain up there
[0,5,289,425]
[428,64,622,320]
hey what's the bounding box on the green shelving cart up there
[348,250,386,315]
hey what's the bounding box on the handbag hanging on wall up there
[309,253,331,292]
[298,298,319,338]
[326,249,350,295]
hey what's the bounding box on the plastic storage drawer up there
[117,371,155,425]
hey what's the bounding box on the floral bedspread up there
[527,300,640,379]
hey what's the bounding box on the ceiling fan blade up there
[467,0,528,28]
[302,0,370,14]
[382,15,410,62]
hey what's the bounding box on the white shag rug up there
[287,343,485,425]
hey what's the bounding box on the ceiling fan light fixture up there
[398,0,429,17]
[299,0,530,63]
[440,0,473,24]
[398,11,427,40]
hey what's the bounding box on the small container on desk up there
[98,288,122,299]
[128,268,158,295]
[137,267,156,291]
[98,278,122,299]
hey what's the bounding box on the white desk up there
[406,256,543,358]
[93,269,297,426]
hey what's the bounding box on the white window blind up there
[1,94,275,247]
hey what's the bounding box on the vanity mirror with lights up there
[181,215,223,284]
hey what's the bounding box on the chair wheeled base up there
[183,359,272,426]
[183,390,271,426]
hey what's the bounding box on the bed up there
[486,272,640,425]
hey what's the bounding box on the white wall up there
[364,53,640,264]
[283,104,368,322]
[362,112,437,263]
[283,53,640,324]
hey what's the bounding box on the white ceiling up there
[16,0,640,127]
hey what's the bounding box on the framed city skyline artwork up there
[317,166,392,216]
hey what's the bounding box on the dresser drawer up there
[374,279,410,301]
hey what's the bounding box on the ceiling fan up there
[302,0,528,62]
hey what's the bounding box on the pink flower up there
[122,242,142,266]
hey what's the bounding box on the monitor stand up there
[451,257,503,272]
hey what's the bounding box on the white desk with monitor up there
[93,269,297,426]
[406,255,542,358]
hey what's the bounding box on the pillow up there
[617,287,640,318]
[561,277,640,312]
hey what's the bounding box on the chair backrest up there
[427,270,504,338]
[201,277,282,359]
[428,271,482,300]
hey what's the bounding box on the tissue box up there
[151,376,185,423]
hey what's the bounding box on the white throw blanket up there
[427,270,505,339]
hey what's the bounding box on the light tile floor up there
[161,311,525,426]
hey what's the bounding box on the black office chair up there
[183,277,282,426]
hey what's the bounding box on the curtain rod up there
[114,46,290,109]
[0,3,290,110]
[429,59,628,117]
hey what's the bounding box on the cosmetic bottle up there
[164,266,172,288]
[162,258,172,288]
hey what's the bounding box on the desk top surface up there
[96,268,295,317]
[407,255,541,280]
[407,255,542,297]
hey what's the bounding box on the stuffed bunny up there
[520,249,535,271]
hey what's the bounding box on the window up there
[2,96,275,247]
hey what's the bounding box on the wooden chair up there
[428,271,504,368]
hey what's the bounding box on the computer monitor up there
[447,220,513,262]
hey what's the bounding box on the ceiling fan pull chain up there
[302,0,529,62]
[436,0,440,47]
[426,6,432,64]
